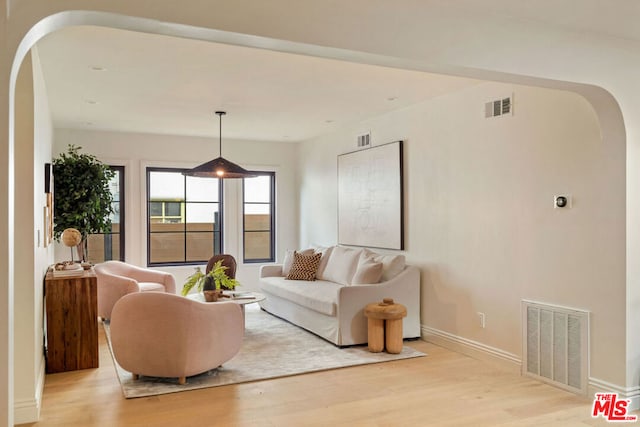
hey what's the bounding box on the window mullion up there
[242,172,275,263]
[147,167,222,266]
[183,176,187,263]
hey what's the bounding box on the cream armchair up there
[94,260,176,320]
[110,292,244,384]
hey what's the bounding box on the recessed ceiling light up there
[89,66,106,71]
[325,120,334,124]
[387,96,397,101]
[84,122,93,126]
[84,99,98,105]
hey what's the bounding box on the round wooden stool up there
[364,298,407,354]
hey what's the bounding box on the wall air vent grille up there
[357,132,371,148]
[485,96,513,118]
[522,300,589,395]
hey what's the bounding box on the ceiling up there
[446,0,640,42]
[35,26,481,143]
[36,2,640,144]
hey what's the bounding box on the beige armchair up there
[110,292,244,384]
[94,260,176,320]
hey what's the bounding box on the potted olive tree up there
[181,260,240,301]
[53,145,115,262]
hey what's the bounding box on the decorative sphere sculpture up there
[61,228,82,247]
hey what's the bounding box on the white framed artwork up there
[337,140,404,250]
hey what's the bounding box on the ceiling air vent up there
[357,132,371,148]
[485,96,513,118]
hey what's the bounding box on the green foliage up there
[180,261,240,296]
[52,145,115,240]
[209,260,240,290]
[181,267,206,296]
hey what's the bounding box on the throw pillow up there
[363,249,406,281]
[311,244,334,280]
[282,248,314,276]
[322,246,361,285]
[286,251,322,281]
[351,254,383,285]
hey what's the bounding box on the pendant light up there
[183,111,257,178]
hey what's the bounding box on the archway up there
[4,8,628,426]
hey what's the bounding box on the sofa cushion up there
[282,248,314,276]
[363,249,406,281]
[139,282,166,292]
[260,276,341,316]
[322,246,361,285]
[351,255,383,285]
[286,251,322,281]
[311,245,334,280]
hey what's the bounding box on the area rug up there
[104,306,426,398]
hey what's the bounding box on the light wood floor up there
[27,326,614,426]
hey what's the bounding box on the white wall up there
[299,82,626,388]
[53,129,299,292]
[13,48,53,423]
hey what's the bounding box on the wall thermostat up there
[554,195,571,209]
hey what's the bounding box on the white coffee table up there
[187,291,266,328]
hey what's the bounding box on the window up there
[87,166,125,263]
[149,200,184,223]
[243,172,275,263]
[147,168,223,266]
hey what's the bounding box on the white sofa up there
[259,245,420,346]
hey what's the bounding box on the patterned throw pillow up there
[286,251,322,281]
[282,248,314,276]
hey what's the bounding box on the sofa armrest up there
[158,271,176,295]
[128,265,175,292]
[160,273,176,294]
[337,265,420,322]
[100,272,141,294]
[260,264,283,278]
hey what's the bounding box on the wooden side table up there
[364,298,407,354]
[44,268,99,373]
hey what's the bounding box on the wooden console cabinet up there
[44,269,99,373]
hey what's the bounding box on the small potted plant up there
[181,260,240,302]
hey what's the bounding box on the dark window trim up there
[242,171,276,263]
[146,167,223,267]
[113,166,125,261]
[89,165,125,262]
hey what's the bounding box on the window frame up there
[146,167,224,267]
[149,199,185,223]
[242,171,276,263]
[87,165,125,263]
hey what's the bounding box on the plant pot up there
[203,290,222,302]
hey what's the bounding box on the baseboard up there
[589,377,640,411]
[422,325,521,374]
[422,325,636,407]
[14,361,45,424]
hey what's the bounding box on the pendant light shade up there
[183,111,257,179]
